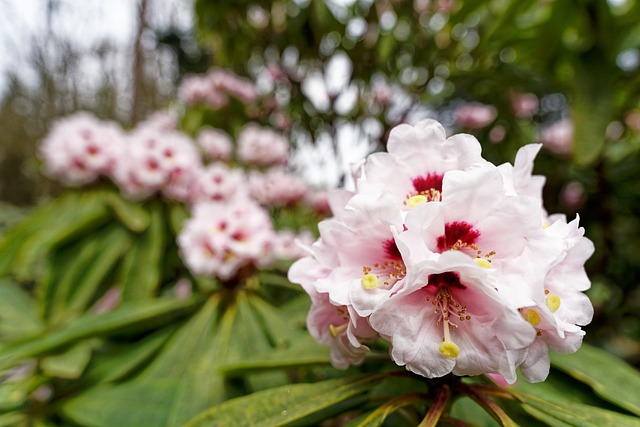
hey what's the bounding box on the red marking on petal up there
[382,238,402,261]
[427,272,466,289]
[436,221,480,252]
[412,172,443,194]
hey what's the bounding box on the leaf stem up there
[460,383,518,427]
[418,384,451,427]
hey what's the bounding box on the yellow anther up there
[439,341,460,358]
[474,258,492,269]
[543,221,551,229]
[526,309,541,326]
[361,273,379,289]
[329,323,347,338]
[407,195,428,208]
[546,294,561,312]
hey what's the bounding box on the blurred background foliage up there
[1,0,640,425]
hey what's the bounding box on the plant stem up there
[418,384,451,427]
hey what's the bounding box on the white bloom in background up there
[113,127,202,201]
[191,163,248,204]
[39,112,125,186]
[540,119,573,155]
[455,102,497,129]
[197,128,233,162]
[248,169,308,207]
[178,199,275,280]
[237,123,289,166]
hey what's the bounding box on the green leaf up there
[82,325,177,384]
[355,392,425,427]
[0,412,27,427]
[104,192,150,233]
[247,293,293,348]
[514,390,640,427]
[61,296,240,427]
[551,344,640,416]
[48,225,131,322]
[221,334,331,376]
[0,279,44,341]
[41,341,93,379]
[0,298,199,369]
[184,373,390,427]
[119,204,165,301]
[11,191,112,281]
[451,396,500,427]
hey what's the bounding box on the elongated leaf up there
[221,334,331,376]
[105,192,150,233]
[0,279,44,341]
[550,344,640,416]
[514,390,640,427]
[356,392,425,427]
[184,373,389,427]
[61,296,240,427]
[248,293,293,347]
[41,341,93,379]
[82,325,177,384]
[0,298,199,369]
[48,225,130,322]
[11,191,112,281]
[235,293,288,391]
[0,192,79,276]
[119,203,165,300]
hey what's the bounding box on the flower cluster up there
[39,112,125,186]
[178,68,258,108]
[40,109,323,282]
[289,119,593,383]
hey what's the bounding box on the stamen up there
[329,323,347,338]
[407,195,428,208]
[439,341,460,358]
[526,309,541,326]
[361,273,379,289]
[474,258,492,269]
[546,294,561,312]
[543,221,551,229]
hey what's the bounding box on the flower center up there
[426,272,471,359]
[360,238,406,289]
[436,221,480,252]
[403,172,443,206]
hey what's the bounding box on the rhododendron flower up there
[540,119,573,155]
[237,124,289,166]
[289,118,593,384]
[191,163,248,205]
[40,112,124,186]
[113,127,201,201]
[197,128,233,162]
[454,102,497,129]
[178,200,275,280]
[248,169,307,206]
[358,119,486,209]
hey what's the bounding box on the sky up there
[0,0,192,98]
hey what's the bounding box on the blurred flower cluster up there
[39,69,325,283]
[290,119,593,383]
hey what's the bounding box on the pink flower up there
[540,119,573,155]
[39,112,124,186]
[511,92,539,118]
[191,163,248,204]
[210,69,258,104]
[248,169,307,207]
[358,119,486,209]
[113,127,202,201]
[197,128,233,162]
[289,255,377,368]
[178,199,274,280]
[237,123,289,166]
[455,102,497,129]
[289,119,594,383]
